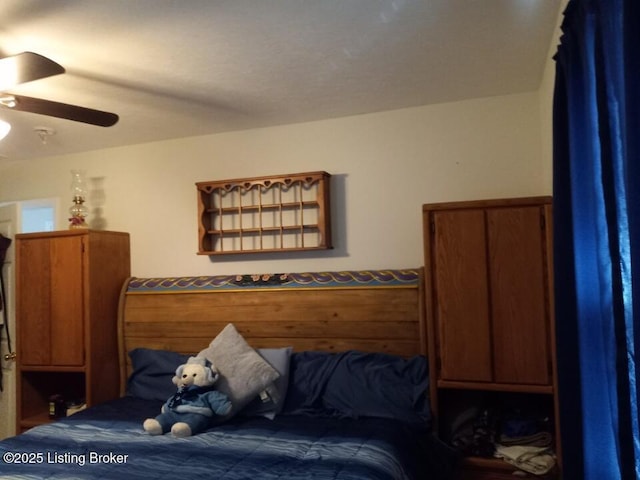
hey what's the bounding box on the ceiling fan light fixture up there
[0,119,10,141]
[0,57,18,91]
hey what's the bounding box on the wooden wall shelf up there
[196,171,332,255]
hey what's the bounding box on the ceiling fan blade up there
[0,52,65,89]
[4,94,119,127]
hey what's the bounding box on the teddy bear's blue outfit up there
[154,385,232,434]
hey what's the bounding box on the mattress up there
[0,396,457,480]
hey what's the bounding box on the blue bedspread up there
[0,397,457,479]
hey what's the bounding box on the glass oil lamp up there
[69,170,89,229]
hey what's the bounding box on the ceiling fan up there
[0,51,118,127]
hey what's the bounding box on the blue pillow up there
[281,351,336,413]
[241,347,293,418]
[127,348,190,401]
[283,350,431,428]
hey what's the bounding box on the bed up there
[0,269,459,479]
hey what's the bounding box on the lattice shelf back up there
[196,171,332,255]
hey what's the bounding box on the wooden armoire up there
[423,197,560,479]
[15,230,130,432]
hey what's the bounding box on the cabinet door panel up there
[50,236,85,366]
[488,207,550,385]
[17,240,51,366]
[432,210,492,382]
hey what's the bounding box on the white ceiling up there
[0,0,561,162]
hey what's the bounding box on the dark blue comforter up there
[0,397,458,479]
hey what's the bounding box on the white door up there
[0,204,18,439]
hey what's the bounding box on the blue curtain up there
[553,0,640,478]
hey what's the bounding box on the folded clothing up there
[499,430,553,448]
[494,444,556,476]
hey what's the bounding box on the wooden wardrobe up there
[15,230,130,432]
[423,197,560,479]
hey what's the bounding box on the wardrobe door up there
[17,235,85,367]
[487,206,551,385]
[17,238,52,366]
[431,209,492,382]
[49,235,85,366]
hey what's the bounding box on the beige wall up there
[0,90,548,277]
[539,0,567,192]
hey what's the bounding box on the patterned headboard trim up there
[126,269,420,293]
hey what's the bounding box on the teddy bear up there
[143,356,232,437]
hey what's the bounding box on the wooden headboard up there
[118,269,426,394]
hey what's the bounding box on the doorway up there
[0,204,17,439]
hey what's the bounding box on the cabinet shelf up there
[20,365,86,373]
[20,413,53,430]
[463,457,514,471]
[437,380,554,394]
[197,171,332,255]
[462,457,558,479]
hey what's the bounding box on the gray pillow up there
[242,347,293,419]
[198,323,280,417]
